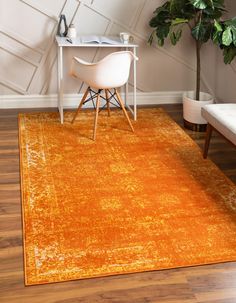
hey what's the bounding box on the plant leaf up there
[222,27,233,46]
[149,5,170,28]
[214,20,223,32]
[176,28,182,41]
[223,46,236,64]
[212,20,223,44]
[148,31,154,45]
[171,18,189,26]
[225,17,236,27]
[230,26,236,46]
[170,32,177,45]
[170,29,182,45]
[192,22,202,40]
[170,0,186,14]
[157,38,164,46]
[155,23,171,40]
[189,0,208,9]
[192,21,212,42]
[212,0,225,9]
[206,0,214,9]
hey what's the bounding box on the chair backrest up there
[71,51,138,89]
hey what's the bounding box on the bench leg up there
[203,123,213,159]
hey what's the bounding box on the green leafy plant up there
[213,17,236,64]
[149,0,235,101]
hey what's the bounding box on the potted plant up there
[148,0,229,131]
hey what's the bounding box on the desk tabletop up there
[55,35,138,48]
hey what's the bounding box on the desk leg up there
[125,82,129,107]
[133,47,137,121]
[125,47,128,107]
[57,46,64,124]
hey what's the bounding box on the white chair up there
[70,51,138,140]
[201,104,236,158]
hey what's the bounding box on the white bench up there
[201,104,236,158]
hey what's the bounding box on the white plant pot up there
[183,91,214,131]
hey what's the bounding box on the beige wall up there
[0,0,235,103]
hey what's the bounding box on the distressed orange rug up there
[19,109,236,285]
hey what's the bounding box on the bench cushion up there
[201,104,236,146]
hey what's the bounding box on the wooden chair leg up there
[115,88,134,132]
[93,93,100,140]
[203,123,213,159]
[105,89,111,117]
[71,87,90,124]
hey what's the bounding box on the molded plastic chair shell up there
[70,51,138,140]
[70,51,138,89]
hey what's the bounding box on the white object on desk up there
[80,35,120,45]
[67,24,77,39]
[120,32,131,44]
[55,35,138,124]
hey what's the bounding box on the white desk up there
[55,36,138,124]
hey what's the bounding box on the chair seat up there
[202,104,236,146]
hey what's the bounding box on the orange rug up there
[19,109,236,285]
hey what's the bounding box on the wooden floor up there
[0,104,236,303]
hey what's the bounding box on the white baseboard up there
[0,91,183,109]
